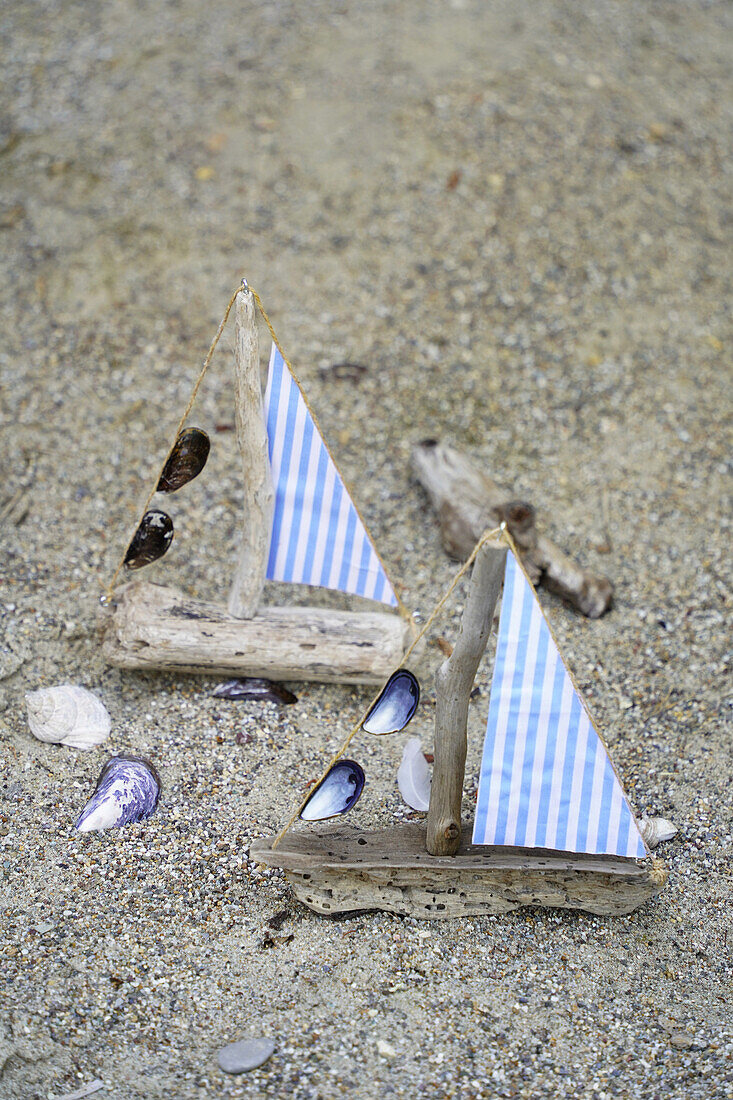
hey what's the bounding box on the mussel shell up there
[300,759,365,821]
[75,754,161,832]
[124,510,174,569]
[362,669,420,735]
[212,678,298,705]
[157,427,210,493]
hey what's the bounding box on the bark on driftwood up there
[251,824,666,918]
[427,539,507,856]
[411,439,613,618]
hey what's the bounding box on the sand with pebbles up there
[1,2,731,1097]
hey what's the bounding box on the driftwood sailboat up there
[253,534,666,918]
[103,282,412,684]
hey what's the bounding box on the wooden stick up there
[426,539,507,856]
[252,823,666,919]
[227,284,274,618]
[411,439,613,618]
[102,581,412,684]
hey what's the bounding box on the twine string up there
[103,285,241,602]
[270,525,504,850]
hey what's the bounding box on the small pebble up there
[217,1037,275,1074]
[669,1031,698,1050]
[377,1040,397,1059]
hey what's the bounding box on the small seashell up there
[124,509,174,569]
[362,669,420,736]
[157,427,210,493]
[211,678,297,705]
[25,685,111,750]
[639,815,678,849]
[76,755,161,832]
[300,759,365,821]
[397,737,431,811]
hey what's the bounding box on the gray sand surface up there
[1,1,731,1097]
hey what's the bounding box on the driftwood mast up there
[426,538,507,856]
[227,282,274,618]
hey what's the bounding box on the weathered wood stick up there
[411,439,613,618]
[426,539,507,856]
[227,284,274,619]
[252,824,666,918]
[103,581,412,684]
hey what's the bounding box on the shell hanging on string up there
[157,427,210,493]
[639,816,678,849]
[300,760,365,821]
[362,669,420,735]
[124,509,174,569]
[76,755,161,832]
[397,737,431,811]
[25,685,111,750]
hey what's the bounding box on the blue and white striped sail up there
[263,344,398,607]
[473,551,647,859]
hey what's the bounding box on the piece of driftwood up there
[252,824,667,918]
[411,440,613,618]
[427,539,507,856]
[102,581,412,684]
[227,285,274,618]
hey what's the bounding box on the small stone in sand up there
[217,1038,275,1074]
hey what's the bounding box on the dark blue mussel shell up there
[300,759,365,821]
[124,510,174,569]
[157,428,210,493]
[362,669,420,735]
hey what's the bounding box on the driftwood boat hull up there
[102,580,412,684]
[251,823,666,919]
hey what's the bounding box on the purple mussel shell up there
[362,669,420,735]
[76,755,161,832]
[300,759,365,821]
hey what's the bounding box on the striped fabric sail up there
[263,344,398,606]
[473,550,647,859]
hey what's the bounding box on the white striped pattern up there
[263,344,398,606]
[473,551,647,858]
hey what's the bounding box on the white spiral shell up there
[639,815,678,849]
[25,685,111,750]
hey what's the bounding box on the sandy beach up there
[1,1,731,1097]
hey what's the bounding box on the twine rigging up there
[270,525,504,850]
[103,285,241,602]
